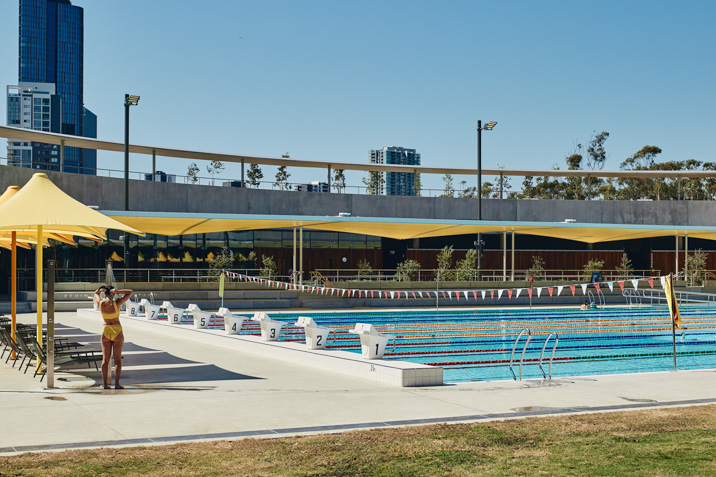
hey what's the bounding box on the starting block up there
[349,323,396,359]
[294,316,333,350]
[251,312,285,341]
[219,308,245,335]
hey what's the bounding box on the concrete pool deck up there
[1,310,715,456]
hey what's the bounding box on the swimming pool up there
[184,306,716,383]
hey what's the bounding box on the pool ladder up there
[509,329,559,381]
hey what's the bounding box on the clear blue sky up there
[1,0,715,192]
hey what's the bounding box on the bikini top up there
[100,301,120,320]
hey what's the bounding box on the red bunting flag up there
[594,283,601,293]
[490,290,494,299]
[570,285,576,296]
[548,287,553,297]
[647,278,654,288]
[528,288,533,298]
[371,290,374,298]
[473,291,478,300]
[618,281,625,292]
[508,289,513,299]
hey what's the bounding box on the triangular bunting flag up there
[647,278,654,288]
[537,287,542,298]
[472,291,477,300]
[580,284,588,295]
[390,291,395,299]
[618,281,625,292]
[528,288,533,298]
[607,282,614,292]
[464,291,469,300]
[481,290,486,300]
[548,287,553,297]
[455,291,459,301]
[570,285,576,296]
[515,289,521,298]
[557,286,563,296]
[490,290,494,299]
[498,289,504,299]
[631,279,639,290]
[660,276,667,289]
[594,283,601,294]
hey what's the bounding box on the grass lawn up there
[2,404,715,476]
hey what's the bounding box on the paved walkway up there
[2,311,715,456]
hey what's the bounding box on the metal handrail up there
[642,288,716,306]
[622,288,642,307]
[538,332,559,380]
[509,328,532,381]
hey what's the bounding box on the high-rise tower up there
[9,0,96,174]
[369,146,421,196]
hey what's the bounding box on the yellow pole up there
[11,232,16,359]
[36,225,43,348]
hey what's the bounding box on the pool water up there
[181,306,716,383]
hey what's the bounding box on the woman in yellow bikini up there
[94,284,133,389]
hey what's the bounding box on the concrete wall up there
[2,165,715,226]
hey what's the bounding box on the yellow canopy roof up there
[106,211,716,244]
[0,173,144,238]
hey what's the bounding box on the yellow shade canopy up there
[107,211,716,244]
[0,173,143,238]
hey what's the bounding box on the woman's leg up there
[112,332,125,389]
[101,334,112,388]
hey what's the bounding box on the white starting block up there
[124,300,140,317]
[188,304,211,329]
[140,299,160,320]
[294,316,333,350]
[163,302,186,325]
[349,323,396,359]
[219,308,245,335]
[251,312,285,341]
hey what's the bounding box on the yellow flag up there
[219,272,225,298]
[663,275,681,329]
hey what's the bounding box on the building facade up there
[369,146,420,196]
[11,0,95,174]
[6,82,62,169]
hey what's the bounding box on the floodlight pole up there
[476,120,497,282]
[124,94,139,280]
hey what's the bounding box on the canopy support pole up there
[152,149,156,180]
[36,225,43,353]
[675,235,679,279]
[299,226,304,286]
[241,159,245,187]
[502,231,507,281]
[327,165,331,191]
[11,232,16,359]
[684,233,689,282]
[292,227,297,285]
[511,230,515,281]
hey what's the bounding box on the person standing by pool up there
[94,285,133,389]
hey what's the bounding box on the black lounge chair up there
[27,338,101,382]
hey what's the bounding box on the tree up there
[332,169,346,193]
[260,255,278,279]
[527,255,546,280]
[357,258,373,277]
[456,249,477,281]
[206,160,225,186]
[586,131,609,171]
[435,245,454,281]
[615,253,634,279]
[440,174,454,198]
[187,162,200,184]
[246,163,263,188]
[208,247,233,277]
[686,250,708,285]
[583,259,605,280]
[275,166,291,190]
[274,153,292,191]
[413,173,422,197]
[618,145,662,200]
[396,259,421,282]
[494,166,512,198]
[363,171,384,195]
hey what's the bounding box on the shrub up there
[686,250,708,286]
[357,259,373,277]
[527,255,545,280]
[615,253,634,279]
[583,259,605,280]
[456,249,477,281]
[208,247,233,278]
[396,259,421,282]
[436,245,455,281]
[260,255,278,279]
